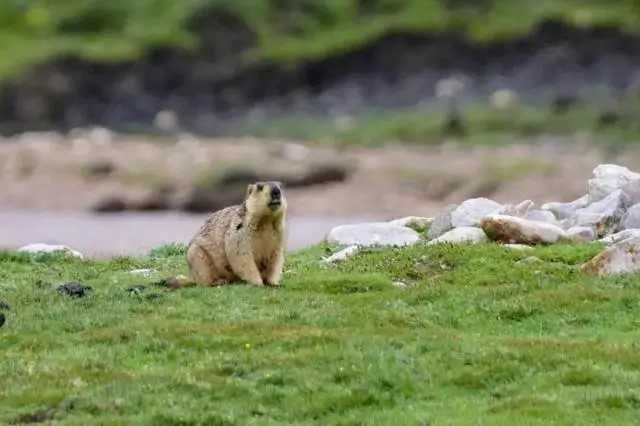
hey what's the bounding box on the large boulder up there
[450,197,502,227]
[480,214,568,245]
[582,236,640,276]
[326,223,421,247]
[587,164,640,203]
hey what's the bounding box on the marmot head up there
[245,181,287,217]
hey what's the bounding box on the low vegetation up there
[230,96,640,148]
[2,0,640,81]
[1,241,639,424]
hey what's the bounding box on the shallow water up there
[0,210,380,258]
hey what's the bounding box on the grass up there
[1,240,640,424]
[228,95,640,148]
[3,1,640,83]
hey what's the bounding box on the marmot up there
[165,181,287,289]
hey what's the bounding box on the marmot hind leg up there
[186,243,223,286]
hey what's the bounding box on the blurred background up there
[2,0,640,257]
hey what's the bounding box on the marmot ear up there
[246,184,254,197]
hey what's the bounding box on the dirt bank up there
[1,132,637,216]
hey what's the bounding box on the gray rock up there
[588,164,640,203]
[450,197,502,227]
[582,235,640,276]
[541,194,589,220]
[326,223,421,247]
[322,245,360,263]
[524,209,559,224]
[427,204,458,240]
[17,243,84,259]
[622,203,640,230]
[128,268,157,276]
[495,200,535,217]
[427,227,488,244]
[565,189,630,237]
[566,226,596,243]
[481,214,569,245]
[621,179,640,205]
[599,229,640,245]
[504,244,534,251]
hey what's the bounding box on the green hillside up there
[1,0,640,81]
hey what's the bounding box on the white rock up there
[282,143,310,160]
[504,244,534,251]
[154,110,179,132]
[427,227,487,244]
[128,268,157,276]
[18,243,84,259]
[450,198,502,227]
[388,216,433,229]
[480,214,569,245]
[87,126,114,146]
[495,200,535,217]
[598,229,640,246]
[582,236,640,276]
[566,226,596,243]
[490,89,518,110]
[524,209,559,224]
[588,164,640,203]
[322,245,360,263]
[541,194,589,220]
[326,223,421,247]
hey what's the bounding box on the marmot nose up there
[270,186,281,199]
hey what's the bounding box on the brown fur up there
[165,181,287,289]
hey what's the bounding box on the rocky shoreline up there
[322,164,640,277]
[15,162,640,278]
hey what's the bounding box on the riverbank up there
[2,132,640,257]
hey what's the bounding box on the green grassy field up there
[2,0,640,82]
[1,241,639,424]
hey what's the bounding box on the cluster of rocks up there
[324,164,640,277]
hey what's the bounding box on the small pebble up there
[128,268,157,276]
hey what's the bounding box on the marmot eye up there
[256,184,264,191]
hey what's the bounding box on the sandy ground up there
[1,130,640,257]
